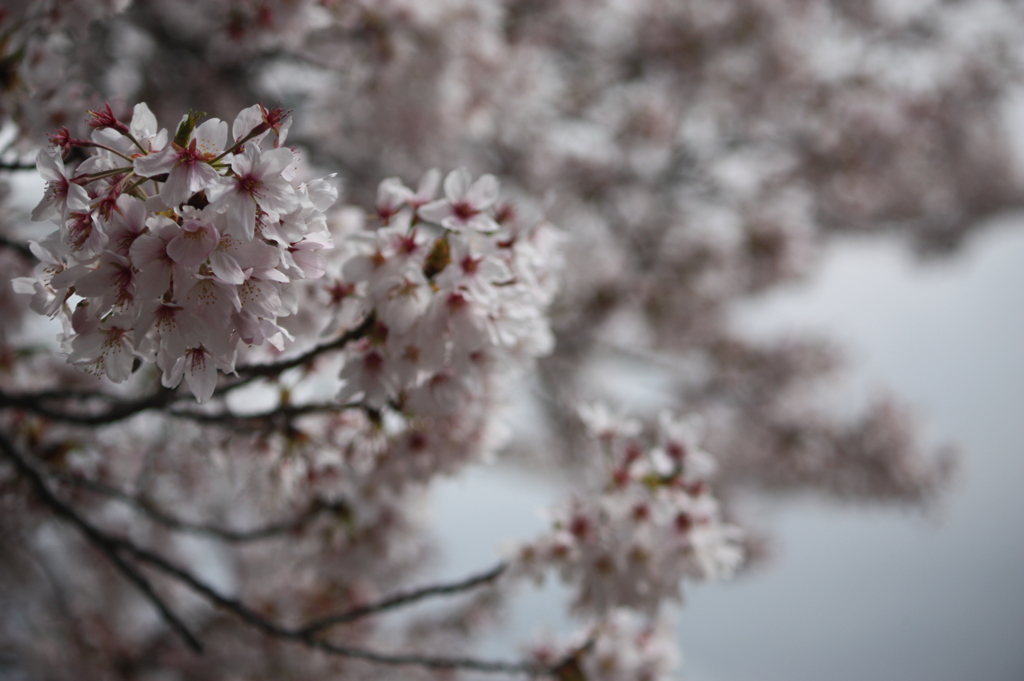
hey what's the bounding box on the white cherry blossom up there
[418,168,501,233]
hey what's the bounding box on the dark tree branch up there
[49,469,348,543]
[116,540,543,675]
[0,317,374,426]
[0,234,35,262]
[0,385,180,426]
[299,562,508,636]
[1,432,555,675]
[221,313,375,394]
[168,400,364,430]
[0,429,203,652]
[0,160,36,171]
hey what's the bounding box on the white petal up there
[167,222,219,266]
[444,167,472,201]
[133,147,177,178]
[417,200,454,225]
[184,349,218,402]
[209,249,246,285]
[466,174,499,209]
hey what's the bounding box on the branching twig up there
[221,314,375,394]
[168,400,363,430]
[0,429,203,652]
[49,470,346,543]
[0,385,180,426]
[0,317,373,426]
[116,537,543,675]
[298,562,508,636]
[1,431,556,675]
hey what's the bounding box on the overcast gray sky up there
[434,215,1024,681]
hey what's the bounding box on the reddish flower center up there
[452,200,478,221]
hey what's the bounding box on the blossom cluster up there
[15,103,335,401]
[529,610,680,681]
[0,0,992,676]
[329,168,559,417]
[514,407,744,616]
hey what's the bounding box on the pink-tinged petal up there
[290,248,326,279]
[129,232,168,268]
[274,116,292,147]
[31,195,58,223]
[11,277,38,295]
[159,351,186,389]
[444,167,472,201]
[70,328,105,360]
[145,303,195,356]
[466,174,499,208]
[167,221,219,266]
[185,278,241,320]
[231,239,280,270]
[417,200,454,224]
[50,262,90,291]
[189,162,225,195]
[130,103,159,139]
[90,127,123,149]
[208,249,246,285]
[115,193,147,231]
[256,177,299,216]
[66,183,91,211]
[251,266,289,283]
[229,194,259,241]
[160,166,192,207]
[257,147,294,176]
[414,168,441,204]
[305,176,338,211]
[377,177,412,215]
[193,119,228,158]
[229,143,259,176]
[28,238,63,266]
[466,213,501,233]
[74,264,114,298]
[204,175,232,204]
[184,347,219,403]
[103,330,135,383]
[238,278,281,317]
[232,104,263,143]
[233,310,263,345]
[133,147,177,177]
[136,266,173,302]
[36,146,65,183]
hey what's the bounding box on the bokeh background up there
[433,219,1024,681]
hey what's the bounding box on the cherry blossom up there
[0,1,998,677]
[418,168,502,233]
[19,103,337,400]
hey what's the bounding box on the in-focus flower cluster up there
[514,406,744,616]
[15,103,335,401]
[330,168,560,418]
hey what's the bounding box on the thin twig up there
[50,470,346,543]
[0,386,180,426]
[0,317,373,425]
[299,562,508,635]
[0,429,203,652]
[168,401,364,430]
[222,314,375,394]
[116,541,543,675]
[2,430,572,676]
